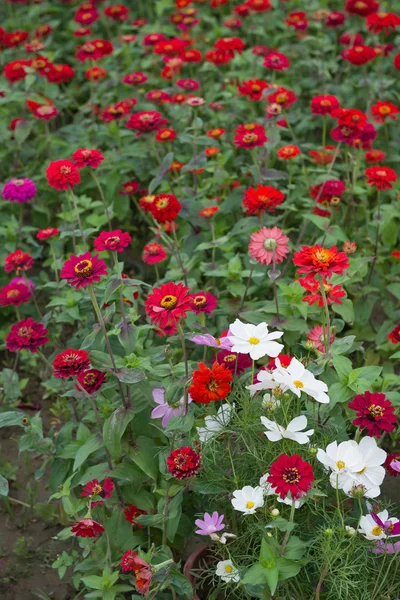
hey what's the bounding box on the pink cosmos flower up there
[189,333,232,350]
[195,511,225,536]
[151,387,192,427]
[248,226,290,265]
[390,460,400,473]
[307,325,335,352]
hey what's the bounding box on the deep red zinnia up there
[4,249,33,273]
[46,160,81,190]
[388,324,400,344]
[76,369,106,393]
[188,361,232,404]
[268,454,314,499]
[120,551,152,593]
[6,318,49,353]
[348,391,397,438]
[71,148,105,169]
[167,446,201,479]
[53,348,91,379]
[364,166,397,191]
[145,282,192,329]
[81,477,114,500]
[142,242,167,264]
[61,252,108,289]
[71,518,104,538]
[93,230,132,253]
[148,194,181,223]
[243,184,285,216]
[37,228,60,240]
[124,504,147,527]
[0,282,32,307]
[190,291,217,315]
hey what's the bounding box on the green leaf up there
[264,567,279,595]
[103,407,135,457]
[242,564,268,586]
[282,536,309,560]
[328,382,353,407]
[102,278,122,304]
[332,299,354,323]
[115,368,146,384]
[332,356,352,383]
[276,557,303,581]
[0,474,9,497]
[129,436,159,480]
[0,411,24,428]
[81,575,105,590]
[265,518,297,533]
[73,435,104,472]
[164,412,195,434]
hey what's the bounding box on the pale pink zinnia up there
[307,325,335,352]
[248,227,289,265]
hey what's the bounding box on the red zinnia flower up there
[148,194,181,223]
[71,518,104,538]
[46,160,80,190]
[348,391,397,438]
[268,454,314,499]
[104,4,129,21]
[299,275,346,307]
[216,350,252,374]
[120,181,140,195]
[93,230,131,253]
[76,39,113,62]
[124,504,147,527]
[367,12,400,35]
[238,79,269,101]
[71,148,105,169]
[100,100,135,123]
[364,166,397,190]
[234,123,267,149]
[76,369,106,393]
[126,111,168,135]
[345,0,379,16]
[293,245,349,277]
[120,551,152,593]
[145,282,192,329]
[142,242,167,264]
[247,0,271,11]
[214,36,245,55]
[388,324,400,344]
[4,30,29,48]
[3,60,32,83]
[155,128,177,142]
[268,87,297,109]
[123,72,148,85]
[26,100,58,121]
[188,361,232,404]
[61,252,108,289]
[37,228,60,240]
[277,145,300,160]
[81,477,114,499]
[45,63,75,84]
[198,206,219,218]
[311,94,340,116]
[0,281,32,307]
[365,149,386,163]
[4,249,33,273]
[6,318,49,353]
[243,184,285,216]
[285,11,308,31]
[341,44,376,65]
[190,291,217,314]
[53,348,91,379]
[263,51,290,71]
[167,446,201,479]
[384,452,400,477]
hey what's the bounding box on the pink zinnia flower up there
[248,226,289,265]
[61,252,108,289]
[190,291,217,315]
[93,230,131,252]
[2,178,37,203]
[142,242,167,264]
[307,325,335,352]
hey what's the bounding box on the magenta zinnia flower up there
[93,230,131,252]
[6,318,49,353]
[216,349,252,374]
[190,291,217,315]
[2,178,37,203]
[61,252,108,289]
[248,226,289,265]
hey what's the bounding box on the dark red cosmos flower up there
[365,166,397,190]
[384,452,400,477]
[120,551,152,593]
[3,60,32,83]
[371,101,399,124]
[190,291,217,315]
[155,128,177,142]
[6,318,49,353]
[148,194,181,223]
[238,79,269,101]
[53,348,91,379]
[243,184,285,216]
[268,454,314,499]
[0,281,31,307]
[311,94,340,115]
[26,100,58,121]
[126,111,168,135]
[167,446,201,479]
[145,282,192,329]
[367,12,400,35]
[293,245,350,277]
[46,160,80,190]
[388,324,400,344]
[345,0,379,15]
[299,275,346,307]
[4,249,33,273]
[142,242,167,264]
[341,44,376,65]
[37,228,60,240]
[348,391,397,438]
[216,349,252,374]
[123,71,148,85]
[268,87,297,109]
[76,369,106,393]
[124,504,147,527]
[71,148,104,169]
[234,123,268,149]
[81,477,114,500]
[71,518,104,538]
[263,51,290,71]
[188,362,232,404]
[93,230,132,253]
[119,180,140,195]
[61,253,108,289]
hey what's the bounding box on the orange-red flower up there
[234,123,267,149]
[388,324,400,344]
[293,245,349,277]
[238,79,269,101]
[371,101,399,124]
[277,145,301,160]
[367,12,400,35]
[243,184,285,216]
[148,194,181,223]
[311,94,340,116]
[188,361,232,404]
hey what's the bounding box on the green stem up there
[90,170,112,229]
[171,224,188,286]
[176,323,189,412]
[69,189,87,251]
[318,274,331,357]
[279,499,296,556]
[335,475,345,529]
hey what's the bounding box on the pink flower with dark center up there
[61,252,108,289]
[93,230,131,252]
[6,318,49,353]
[190,291,217,314]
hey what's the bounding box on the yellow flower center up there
[160,295,177,309]
[293,380,304,388]
[225,565,233,573]
[371,526,383,536]
[156,198,169,209]
[336,460,346,470]
[367,404,384,417]
[7,290,20,298]
[74,259,93,277]
[248,337,260,345]
[246,501,255,509]
[283,467,300,483]
[92,484,102,495]
[60,166,71,174]
[379,105,391,114]
[193,295,207,307]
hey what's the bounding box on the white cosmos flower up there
[261,415,314,445]
[247,369,280,396]
[216,560,240,583]
[359,511,398,541]
[197,403,233,443]
[277,492,305,509]
[317,440,365,491]
[272,357,329,404]
[210,532,237,544]
[261,392,280,410]
[231,485,264,514]
[227,319,284,361]
[341,436,386,499]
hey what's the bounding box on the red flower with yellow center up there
[53,348,91,379]
[76,369,106,393]
[155,128,177,142]
[348,392,397,438]
[190,291,217,314]
[293,245,349,277]
[149,193,181,223]
[365,166,397,190]
[388,323,400,344]
[123,504,147,527]
[142,242,167,264]
[188,361,232,404]
[167,446,201,479]
[299,275,346,307]
[94,230,131,252]
[242,184,285,216]
[268,454,314,499]
[277,145,301,160]
[46,159,80,190]
[71,518,104,538]
[4,249,33,274]
[145,282,192,329]
[61,252,108,289]
[6,318,49,353]
[198,206,219,218]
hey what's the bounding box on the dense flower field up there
[0,0,399,599]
